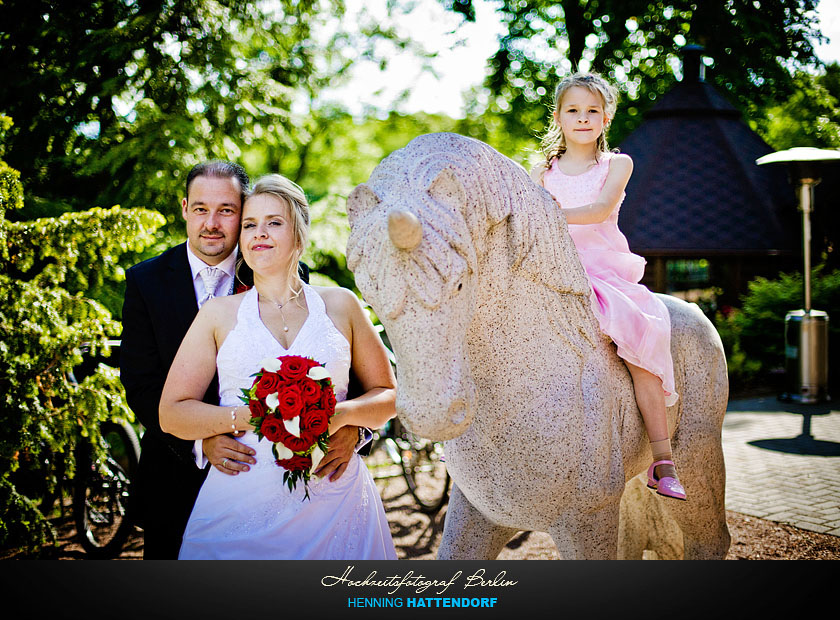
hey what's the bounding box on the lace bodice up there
[543,152,633,254]
[216,284,351,408]
[543,152,624,221]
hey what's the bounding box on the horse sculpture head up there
[346,133,589,440]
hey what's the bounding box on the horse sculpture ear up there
[347,183,381,226]
[427,168,466,212]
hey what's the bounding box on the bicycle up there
[69,340,140,558]
[9,339,140,558]
[72,417,140,557]
[366,416,451,514]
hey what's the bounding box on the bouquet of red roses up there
[241,354,337,499]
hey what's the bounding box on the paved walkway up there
[722,396,840,536]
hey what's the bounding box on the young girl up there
[532,72,686,501]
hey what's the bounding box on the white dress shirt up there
[185,243,238,305]
[185,243,239,469]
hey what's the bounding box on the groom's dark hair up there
[185,160,250,206]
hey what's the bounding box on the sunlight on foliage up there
[0,115,165,553]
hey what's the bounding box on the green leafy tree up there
[0,115,165,554]
[751,63,840,271]
[0,0,420,231]
[753,63,840,150]
[441,0,823,147]
[0,0,437,314]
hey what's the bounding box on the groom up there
[120,160,364,559]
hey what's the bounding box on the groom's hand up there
[204,433,257,476]
[313,425,357,482]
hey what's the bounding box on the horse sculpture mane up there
[347,133,591,320]
[346,132,730,560]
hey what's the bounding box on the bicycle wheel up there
[365,421,402,479]
[398,434,450,514]
[73,421,140,558]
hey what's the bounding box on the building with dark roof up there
[617,46,801,305]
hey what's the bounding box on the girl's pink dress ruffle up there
[543,154,678,407]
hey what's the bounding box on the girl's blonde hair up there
[239,173,311,295]
[540,72,619,168]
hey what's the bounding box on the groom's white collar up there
[185,242,238,281]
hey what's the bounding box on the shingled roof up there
[617,46,799,257]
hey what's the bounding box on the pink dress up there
[543,153,678,406]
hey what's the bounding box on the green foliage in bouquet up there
[715,268,840,389]
[0,114,165,554]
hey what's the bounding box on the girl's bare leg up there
[624,361,678,481]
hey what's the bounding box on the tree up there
[441,0,824,147]
[1,0,440,321]
[753,63,840,150]
[0,0,420,233]
[442,1,839,270]
[274,109,467,289]
[0,114,165,553]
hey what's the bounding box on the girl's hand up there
[563,154,633,225]
[529,163,547,186]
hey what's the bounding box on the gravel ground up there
[375,472,840,561]
[5,468,838,560]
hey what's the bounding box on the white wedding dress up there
[179,285,397,560]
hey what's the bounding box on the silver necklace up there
[265,287,303,333]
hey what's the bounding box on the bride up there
[160,173,398,560]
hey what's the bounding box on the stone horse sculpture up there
[346,133,731,559]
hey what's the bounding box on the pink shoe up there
[647,460,687,501]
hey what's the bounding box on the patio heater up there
[756,147,838,403]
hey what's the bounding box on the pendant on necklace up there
[267,288,301,335]
[275,301,290,332]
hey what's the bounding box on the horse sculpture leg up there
[662,438,730,559]
[658,301,731,560]
[437,484,518,560]
[616,404,730,559]
[618,475,684,559]
[548,501,621,560]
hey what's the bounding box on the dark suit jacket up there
[120,243,309,558]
